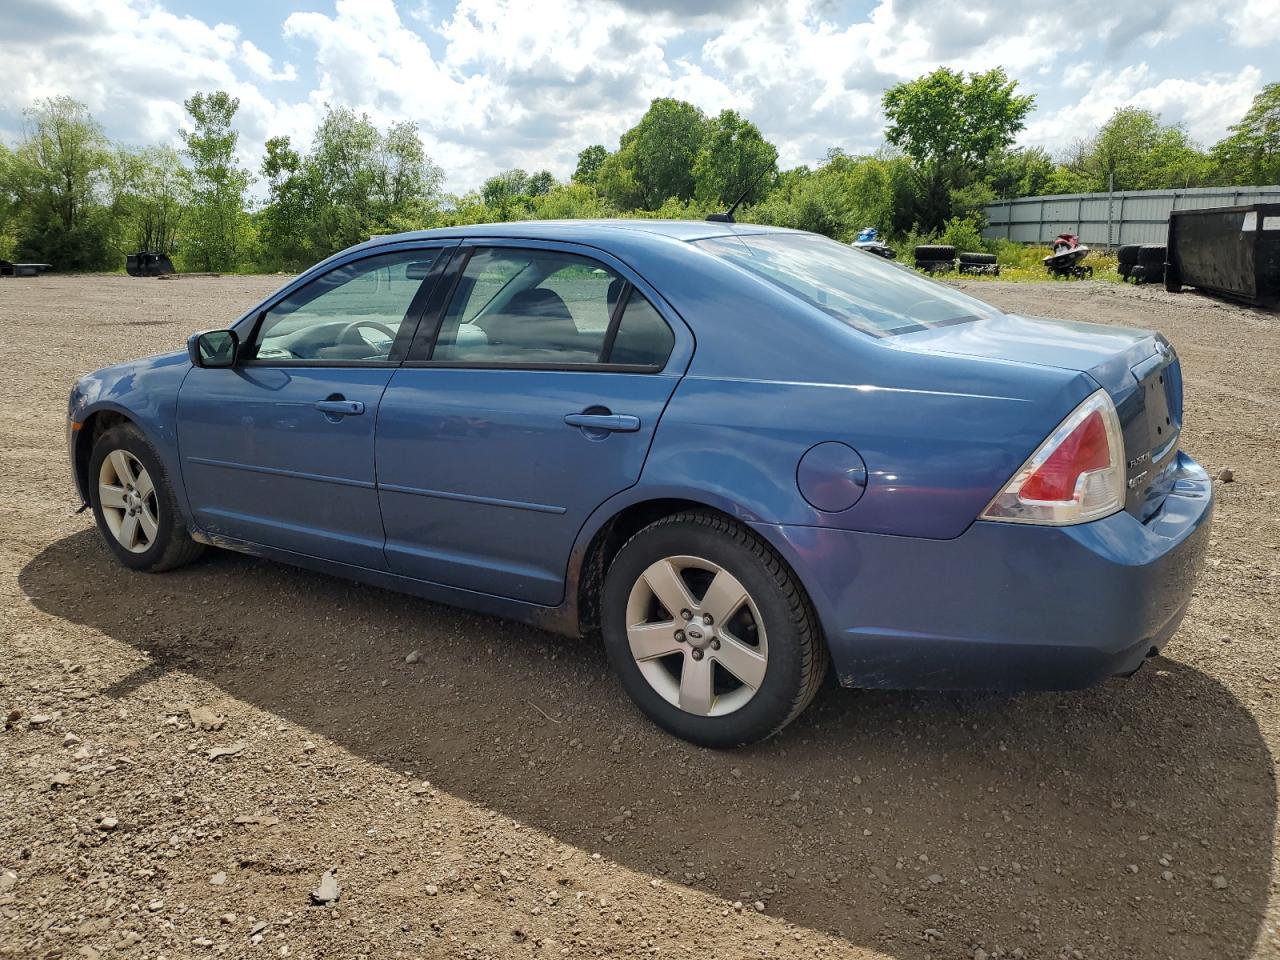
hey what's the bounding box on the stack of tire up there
[957,251,999,276]
[914,244,955,274]
[1118,244,1166,284]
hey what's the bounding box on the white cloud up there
[0,0,314,186]
[1223,0,1280,47]
[240,40,297,83]
[1,0,1275,194]
[1024,64,1264,153]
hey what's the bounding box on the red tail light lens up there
[982,390,1126,525]
[1018,410,1111,502]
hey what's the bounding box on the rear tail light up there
[981,390,1125,525]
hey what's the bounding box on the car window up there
[250,250,439,363]
[693,232,1003,336]
[608,289,674,367]
[433,249,624,365]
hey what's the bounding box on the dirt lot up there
[1,274,1277,960]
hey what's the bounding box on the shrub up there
[940,216,988,254]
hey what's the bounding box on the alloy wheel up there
[97,449,158,554]
[625,555,769,717]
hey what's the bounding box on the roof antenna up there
[706,161,773,224]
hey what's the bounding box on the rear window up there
[693,232,1002,336]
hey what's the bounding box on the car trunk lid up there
[892,313,1183,522]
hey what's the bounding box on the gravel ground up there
[1,274,1277,960]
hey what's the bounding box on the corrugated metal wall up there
[984,186,1280,246]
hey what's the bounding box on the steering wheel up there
[338,319,398,348]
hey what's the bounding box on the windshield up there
[693,232,1003,336]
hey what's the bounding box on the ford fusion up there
[67,221,1213,747]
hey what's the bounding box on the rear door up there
[375,240,691,605]
[177,243,455,567]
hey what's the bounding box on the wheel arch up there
[571,492,818,643]
[72,407,139,505]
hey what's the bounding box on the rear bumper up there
[754,451,1213,692]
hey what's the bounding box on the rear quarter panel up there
[633,263,1098,539]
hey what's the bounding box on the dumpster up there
[1166,203,1280,306]
[126,252,176,277]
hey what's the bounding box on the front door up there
[376,243,688,605]
[177,245,453,567]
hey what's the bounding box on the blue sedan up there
[67,221,1213,747]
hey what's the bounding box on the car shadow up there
[19,530,1276,959]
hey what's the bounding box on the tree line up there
[2,68,1277,272]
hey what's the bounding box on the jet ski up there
[851,227,897,259]
[1044,233,1093,278]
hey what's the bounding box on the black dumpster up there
[126,251,175,277]
[1166,203,1280,306]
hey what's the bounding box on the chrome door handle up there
[564,413,640,432]
[314,399,365,416]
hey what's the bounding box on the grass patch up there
[908,241,1125,285]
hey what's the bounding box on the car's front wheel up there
[89,423,205,573]
[601,512,828,748]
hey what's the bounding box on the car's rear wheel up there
[601,512,827,748]
[89,424,205,572]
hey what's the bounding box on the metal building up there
[984,185,1280,247]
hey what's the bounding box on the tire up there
[915,259,954,274]
[1164,260,1183,293]
[600,511,828,748]
[1137,244,1166,268]
[958,251,996,265]
[913,244,956,262]
[1117,244,1141,265]
[1118,261,1133,279]
[89,424,205,573]
[1134,246,1166,284]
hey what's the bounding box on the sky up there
[2,0,1277,196]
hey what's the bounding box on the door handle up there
[564,413,640,432]
[314,399,365,416]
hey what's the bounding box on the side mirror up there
[188,330,239,368]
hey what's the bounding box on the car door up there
[177,244,455,568]
[376,241,691,605]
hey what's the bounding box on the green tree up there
[475,168,559,219]
[9,96,114,269]
[108,145,188,255]
[0,142,17,259]
[988,146,1056,198]
[481,168,531,210]
[525,170,556,197]
[745,162,856,239]
[693,109,778,208]
[256,135,308,269]
[1070,108,1209,191]
[256,108,442,265]
[599,98,708,209]
[381,121,443,211]
[882,67,1034,230]
[573,145,608,185]
[1212,83,1280,185]
[529,182,609,220]
[181,91,251,271]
